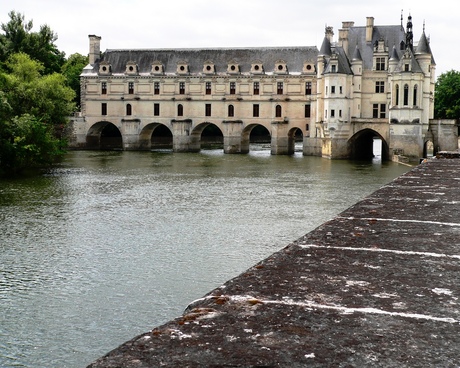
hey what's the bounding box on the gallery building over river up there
[73,15,458,161]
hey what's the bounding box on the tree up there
[61,53,88,107]
[0,53,75,175]
[434,70,460,119]
[0,11,65,74]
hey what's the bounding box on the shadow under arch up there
[287,127,304,155]
[348,128,389,161]
[241,124,271,153]
[139,123,173,151]
[87,121,122,150]
[191,122,224,151]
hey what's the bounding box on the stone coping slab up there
[88,158,460,367]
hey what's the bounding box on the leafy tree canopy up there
[434,70,460,119]
[61,53,88,107]
[0,11,65,74]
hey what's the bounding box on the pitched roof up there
[88,46,319,75]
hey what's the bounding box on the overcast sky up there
[1,0,456,76]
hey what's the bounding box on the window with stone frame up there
[128,82,134,94]
[206,82,212,95]
[154,103,160,116]
[228,104,234,117]
[229,82,236,95]
[177,104,183,117]
[305,82,312,95]
[376,57,386,71]
[101,82,107,95]
[375,81,385,93]
[305,104,311,118]
[253,82,260,95]
[179,82,185,95]
[253,104,259,117]
[154,82,160,95]
[205,103,212,117]
[126,104,132,116]
[275,105,282,118]
[277,82,283,95]
[101,103,107,116]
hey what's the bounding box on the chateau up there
[74,15,457,161]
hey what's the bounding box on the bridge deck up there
[88,156,460,367]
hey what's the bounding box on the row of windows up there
[101,103,312,118]
[394,84,418,106]
[101,81,314,96]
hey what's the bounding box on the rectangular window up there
[253,104,259,117]
[339,86,343,94]
[101,82,107,95]
[304,104,311,118]
[101,103,107,116]
[305,82,312,95]
[331,86,336,94]
[379,103,386,118]
[154,82,160,95]
[375,81,385,93]
[277,82,283,95]
[331,109,335,117]
[179,82,185,94]
[253,82,259,95]
[205,103,211,117]
[154,103,160,116]
[229,82,236,94]
[376,57,386,71]
[373,104,379,118]
[128,82,134,94]
[339,110,342,118]
[206,82,211,95]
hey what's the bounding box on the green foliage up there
[0,53,75,176]
[61,53,88,107]
[434,70,460,119]
[0,11,65,74]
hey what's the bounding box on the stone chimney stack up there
[366,17,374,42]
[339,21,354,56]
[88,35,101,65]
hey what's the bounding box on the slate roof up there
[87,46,319,76]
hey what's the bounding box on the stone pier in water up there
[88,156,460,367]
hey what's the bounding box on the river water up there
[0,147,410,367]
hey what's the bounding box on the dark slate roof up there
[90,46,319,75]
[346,25,406,70]
[324,47,352,74]
[352,45,362,61]
[416,31,436,65]
[319,36,332,56]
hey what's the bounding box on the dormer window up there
[99,61,112,75]
[331,64,337,73]
[177,61,189,75]
[303,62,315,74]
[375,57,386,71]
[251,60,264,74]
[274,60,287,74]
[203,61,215,74]
[125,61,138,75]
[227,61,239,74]
[151,61,164,75]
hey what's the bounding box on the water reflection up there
[0,149,410,367]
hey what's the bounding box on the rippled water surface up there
[0,148,410,367]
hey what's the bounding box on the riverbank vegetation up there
[0,11,87,176]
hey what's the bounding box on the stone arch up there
[86,121,122,150]
[139,123,173,150]
[191,122,224,151]
[348,129,389,161]
[287,127,304,155]
[241,123,271,153]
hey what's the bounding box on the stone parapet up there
[88,158,460,367]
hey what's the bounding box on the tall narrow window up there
[305,104,311,118]
[128,82,134,94]
[413,85,418,106]
[395,84,399,106]
[126,103,132,116]
[229,82,236,94]
[253,82,260,95]
[177,104,183,117]
[403,84,409,106]
[154,82,160,95]
[375,81,385,93]
[154,103,160,116]
[101,103,107,116]
[101,82,107,95]
[275,105,282,118]
[305,82,312,95]
[331,109,335,117]
[277,82,283,95]
[179,82,185,95]
[253,104,259,117]
[206,82,211,95]
[331,86,336,94]
[205,103,211,117]
[373,104,379,118]
[379,104,386,118]
[228,104,234,117]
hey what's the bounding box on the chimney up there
[88,35,101,65]
[366,17,374,42]
[339,21,354,55]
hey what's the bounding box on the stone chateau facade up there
[73,15,457,161]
